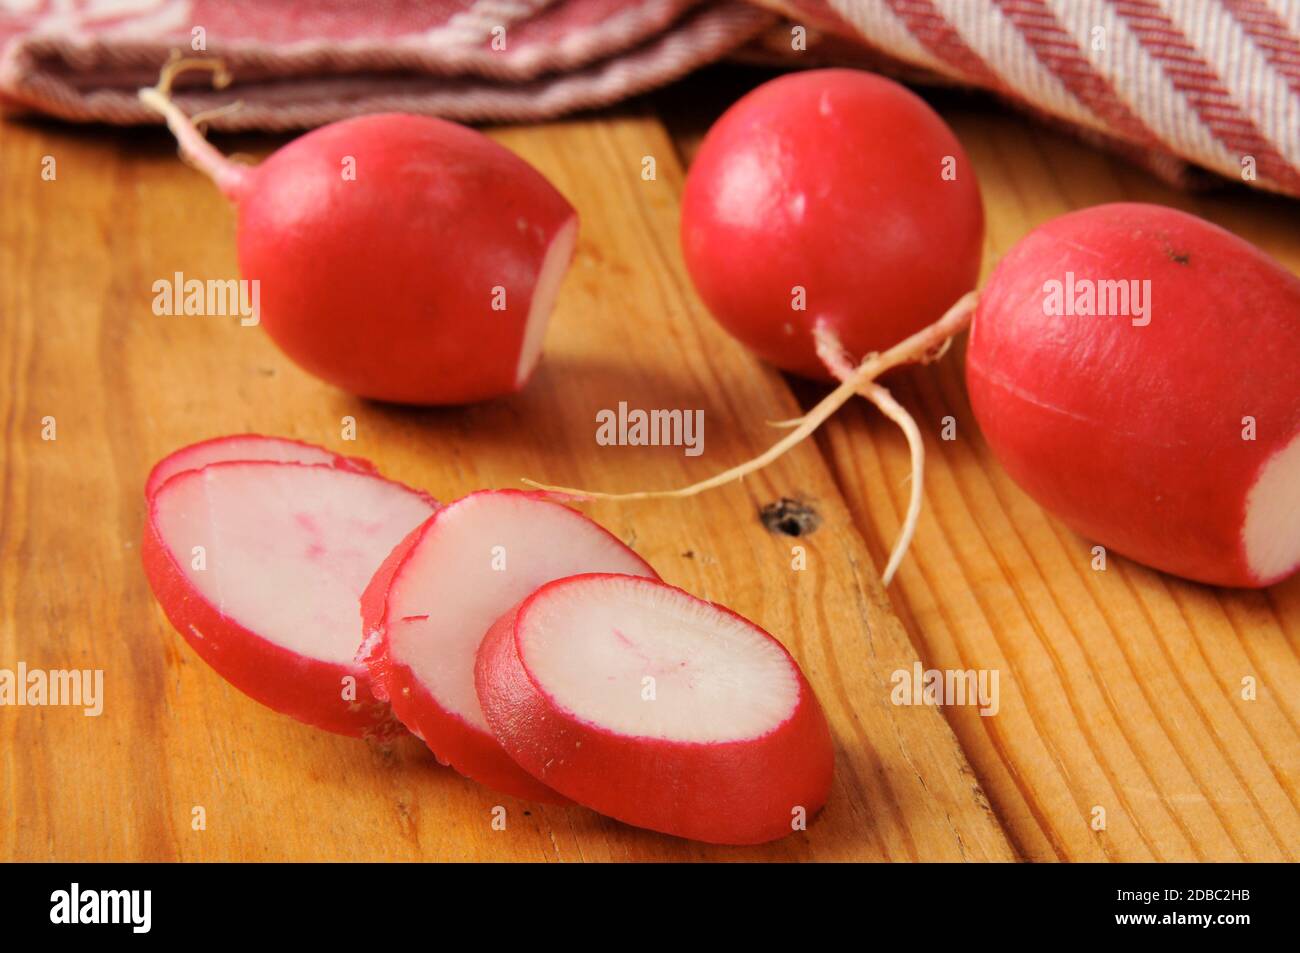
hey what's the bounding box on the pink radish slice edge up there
[360,489,659,802]
[143,459,437,737]
[475,573,835,844]
[145,433,376,499]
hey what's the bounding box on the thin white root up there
[137,54,248,200]
[522,292,979,515]
[924,335,955,364]
[862,384,924,586]
[812,320,925,586]
[189,98,245,129]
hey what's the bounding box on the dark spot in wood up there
[681,550,694,559]
[759,498,821,537]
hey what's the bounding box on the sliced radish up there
[145,433,375,499]
[232,114,580,404]
[360,490,658,802]
[475,574,834,844]
[143,460,437,737]
[139,57,580,406]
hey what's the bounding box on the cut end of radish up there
[1243,429,1300,584]
[522,575,800,742]
[153,461,435,667]
[514,215,578,389]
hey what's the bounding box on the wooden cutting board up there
[1,79,1295,861]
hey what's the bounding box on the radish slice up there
[475,574,834,844]
[142,460,437,737]
[145,433,375,499]
[360,490,658,802]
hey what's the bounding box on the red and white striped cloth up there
[0,2,775,125]
[769,0,1300,196]
[1,0,1298,197]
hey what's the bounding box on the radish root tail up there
[812,321,923,587]
[522,292,979,576]
[138,53,248,200]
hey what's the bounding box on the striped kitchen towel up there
[761,0,1300,196]
[1,0,1297,197]
[0,1,775,125]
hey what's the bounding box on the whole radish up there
[140,60,577,405]
[967,203,1300,588]
[531,69,984,585]
[681,68,984,382]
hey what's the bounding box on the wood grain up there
[0,111,1012,860]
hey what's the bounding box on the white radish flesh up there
[475,574,834,843]
[143,460,436,736]
[361,490,658,801]
[525,578,798,740]
[514,217,579,388]
[1243,432,1300,582]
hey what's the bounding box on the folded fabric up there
[1,0,1297,198]
[0,1,775,125]
[762,0,1300,197]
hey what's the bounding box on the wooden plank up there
[0,112,1014,860]
[782,105,1300,862]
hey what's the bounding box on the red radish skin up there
[141,63,578,405]
[475,574,834,844]
[143,460,437,736]
[145,433,375,499]
[967,202,1300,588]
[681,68,984,381]
[530,69,984,586]
[361,490,658,802]
[235,114,577,404]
